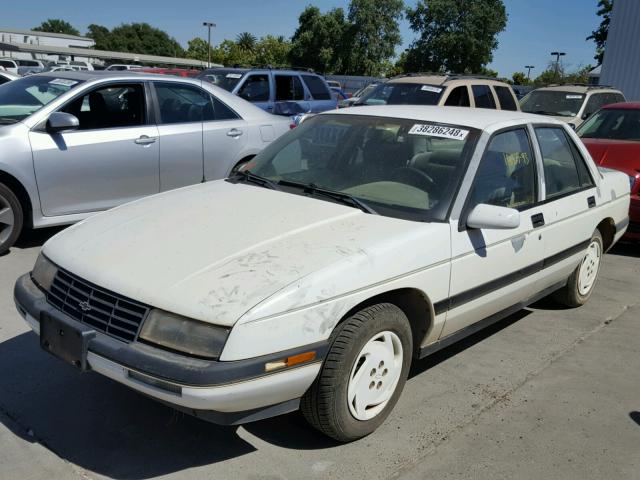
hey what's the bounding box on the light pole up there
[525,65,535,80]
[203,22,216,68]
[550,51,566,81]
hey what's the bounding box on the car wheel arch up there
[334,288,434,359]
[0,170,33,227]
[597,217,616,252]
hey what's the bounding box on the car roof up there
[327,105,562,130]
[602,102,640,110]
[535,84,621,93]
[387,74,512,87]
[31,70,201,82]
[200,67,320,76]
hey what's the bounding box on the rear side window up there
[472,85,496,109]
[155,83,208,124]
[275,75,305,101]
[444,86,470,107]
[238,74,270,102]
[535,127,594,198]
[301,75,331,100]
[494,86,518,111]
[0,76,9,85]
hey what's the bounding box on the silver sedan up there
[0,71,291,253]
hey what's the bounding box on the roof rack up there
[546,83,615,89]
[390,72,506,82]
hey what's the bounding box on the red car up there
[134,67,201,78]
[578,102,640,241]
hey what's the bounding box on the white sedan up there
[15,106,630,441]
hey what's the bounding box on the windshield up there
[359,83,444,106]
[199,69,245,91]
[0,75,82,124]
[247,114,478,221]
[577,108,640,141]
[520,90,585,117]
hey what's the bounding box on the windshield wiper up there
[0,118,19,125]
[278,179,377,215]
[228,170,281,190]
[529,110,571,117]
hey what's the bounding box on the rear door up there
[301,74,337,112]
[471,84,498,109]
[29,81,159,216]
[274,73,310,112]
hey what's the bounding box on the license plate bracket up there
[40,313,96,371]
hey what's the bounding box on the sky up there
[2,0,602,77]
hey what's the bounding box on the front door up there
[29,82,159,216]
[443,127,545,337]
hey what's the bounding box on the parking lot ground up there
[0,229,638,480]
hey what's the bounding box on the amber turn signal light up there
[265,351,317,372]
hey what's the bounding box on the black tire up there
[0,182,23,255]
[553,229,603,307]
[301,303,412,442]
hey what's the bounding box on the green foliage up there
[185,37,210,62]
[33,19,80,36]
[343,0,404,76]
[88,23,184,57]
[187,35,291,68]
[587,0,613,64]
[254,35,291,67]
[236,32,258,52]
[404,0,507,74]
[511,71,530,85]
[532,62,593,86]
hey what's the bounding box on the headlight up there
[139,309,230,359]
[31,254,58,291]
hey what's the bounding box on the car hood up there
[581,138,640,176]
[43,180,442,327]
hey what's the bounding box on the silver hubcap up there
[578,240,601,296]
[347,331,403,421]
[0,194,15,245]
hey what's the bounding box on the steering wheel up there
[392,167,437,192]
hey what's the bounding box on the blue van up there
[198,67,337,114]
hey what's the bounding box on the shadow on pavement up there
[14,226,67,250]
[630,411,640,427]
[608,242,640,258]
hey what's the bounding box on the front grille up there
[45,269,149,343]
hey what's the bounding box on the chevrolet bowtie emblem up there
[78,301,92,312]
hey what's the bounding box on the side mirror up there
[467,203,520,230]
[47,112,79,133]
[581,112,591,120]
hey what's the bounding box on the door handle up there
[531,213,545,228]
[134,135,156,145]
[227,128,243,138]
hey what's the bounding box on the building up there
[0,28,95,64]
[599,0,640,100]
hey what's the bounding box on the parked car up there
[520,84,625,129]
[16,59,46,76]
[511,84,533,100]
[325,80,342,89]
[0,70,19,85]
[0,71,290,253]
[577,102,640,241]
[45,66,76,73]
[339,82,380,108]
[198,67,337,114]
[134,67,200,78]
[330,86,349,101]
[0,58,19,75]
[105,64,140,71]
[14,106,629,441]
[357,74,520,111]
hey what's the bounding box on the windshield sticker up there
[408,124,469,140]
[566,94,583,99]
[48,78,78,87]
[226,73,243,79]
[421,85,443,93]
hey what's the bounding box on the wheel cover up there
[578,240,601,296]
[347,330,403,421]
[0,192,15,245]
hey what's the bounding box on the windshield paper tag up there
[49,78,78,87]
[409,124,469,140]
[566,94,583,99]
[226,73,242,79]
[421,85,443,93]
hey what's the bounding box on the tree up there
[404,0,507,74]
[587,0,613,65]
[90,23,184,57]
[236,32,257,53]
[86,24,111,49]
[289,6,349,73]
[185,37,210,62]
[343,0,404,76]
[254,35,291,67]
[33,19,80,36]
[511,71,529,85]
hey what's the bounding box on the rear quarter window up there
[302,75,331,100]
[472,85,496,109]
[494,86,518,111]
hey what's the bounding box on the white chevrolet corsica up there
[15,106,631,441]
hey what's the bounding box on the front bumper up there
[14,273,325,424]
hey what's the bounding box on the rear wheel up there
[553,229,603,307]
[301,303,412,442]
[0,182,23,254]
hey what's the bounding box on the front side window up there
[361,83,444,106]
[521,91,585,117]
[237,74,270,102]
[444,86,470,107]
[248,114,479,221]
[469,128,536,209]
[155,82,208,124]
[494,86,518,111]
[62,83,145,130]
[577,108,640,141]
[535,127,594,198]
[301,75,331,100]
[275,75,305,101]
[472,85,496,109]
[0,75,83,124]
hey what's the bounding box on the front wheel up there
[0,182,23,255]
[553,229,603,307]
[301,303,412,442]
